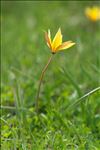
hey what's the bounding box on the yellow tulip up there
[85,6,100,22]
[45,28,75,54]
[36,28,75,113]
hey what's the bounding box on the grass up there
[1,1,100,150]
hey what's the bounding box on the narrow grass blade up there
[67,87,100,109]
[1,105,28,111]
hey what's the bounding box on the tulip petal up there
[45,31,52,49]
[52,28,62,50]
[48,29,51,43]
[56,41,75,51]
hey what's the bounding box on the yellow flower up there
[45,28,75,54]
[85,6,100,22]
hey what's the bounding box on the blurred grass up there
[1,1,100,150]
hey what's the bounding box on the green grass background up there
[1,1,100,150]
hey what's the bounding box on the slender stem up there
[36,53,54,113]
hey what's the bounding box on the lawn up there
[1,1,100,150]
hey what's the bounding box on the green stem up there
[36,54,54,113]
